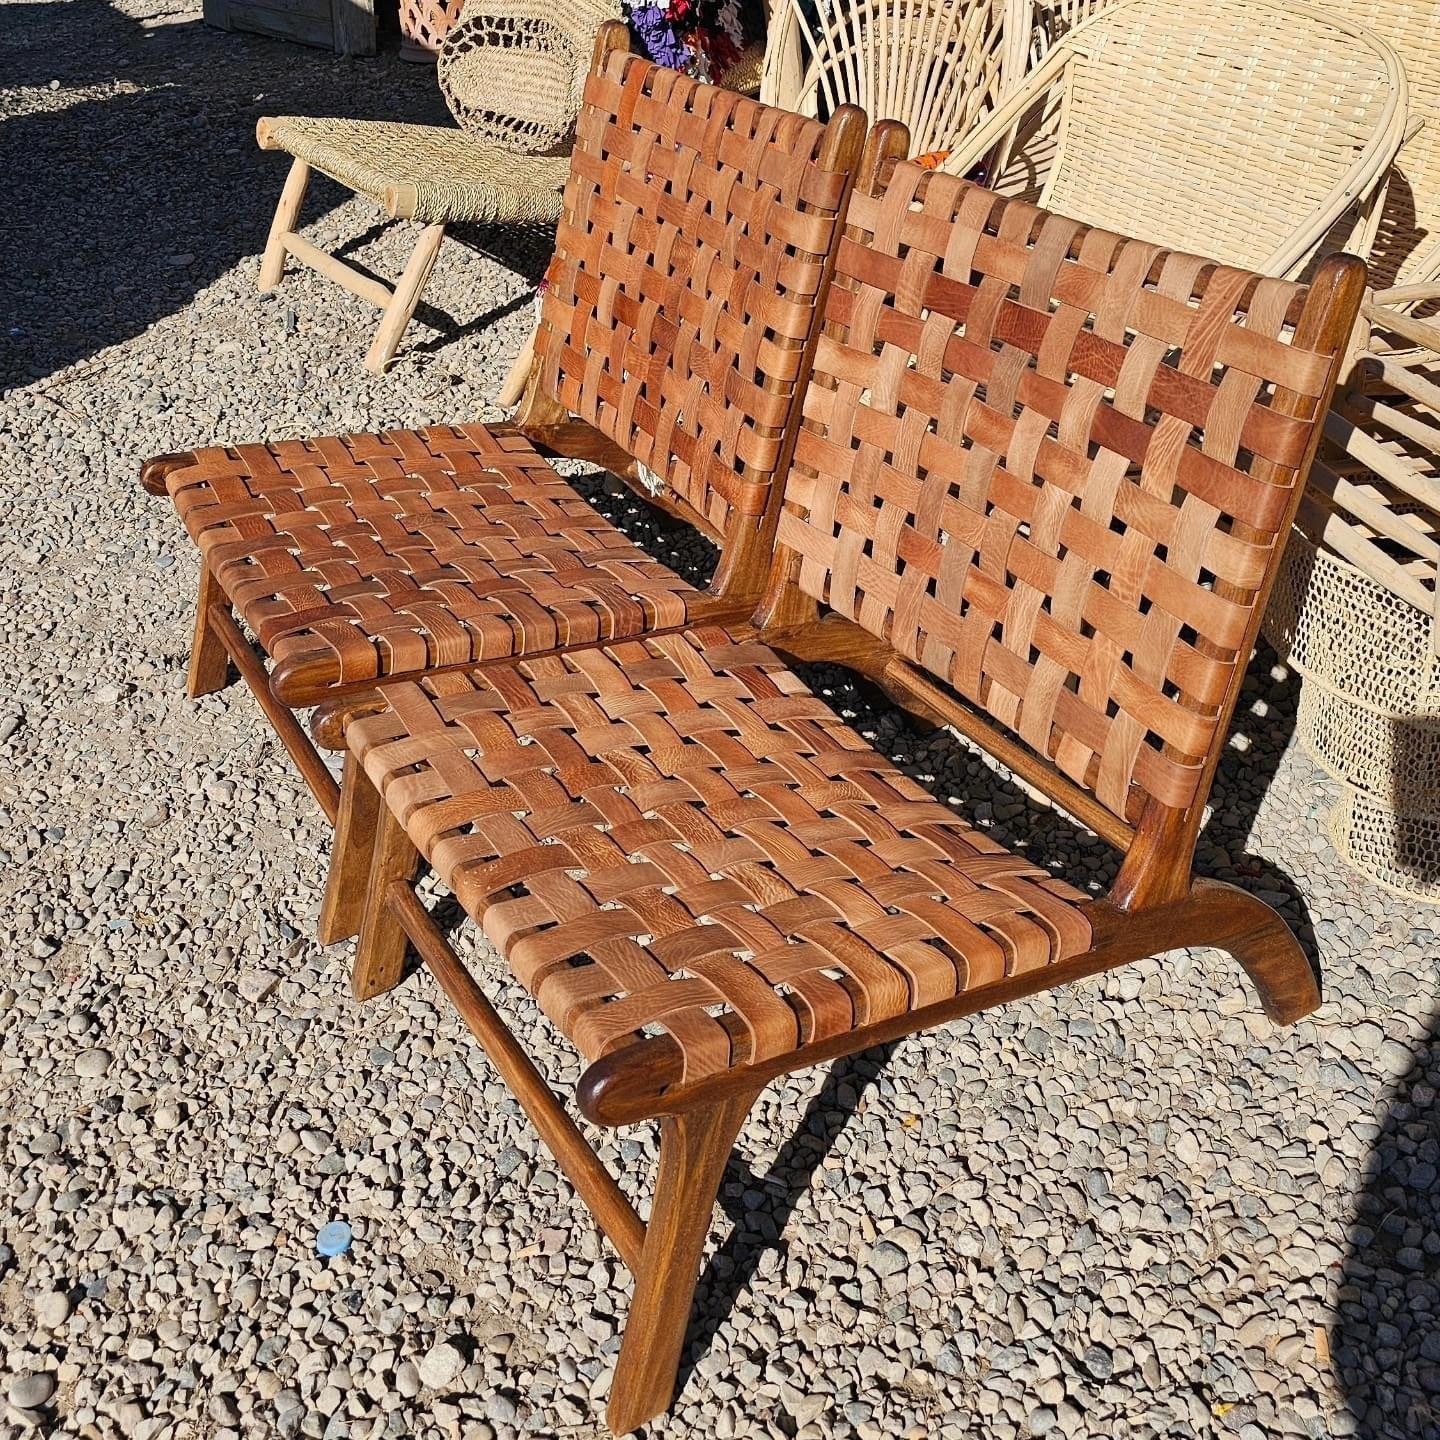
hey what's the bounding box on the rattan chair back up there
[941,0,1405,279]
[758,0,1020,163]
[765,158,1360,864]
[1323,0,1440,288]
[530,44,863,563]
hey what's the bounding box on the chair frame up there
[141,25,867,827]
[325,126,1366,1432]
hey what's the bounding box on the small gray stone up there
[34,1291,71,1329]
[8,1375,54,1410]
[487,1394,517,1424]
[74,1048,112,1079]
[418,1341,465,1390]
[238,970,280,1003]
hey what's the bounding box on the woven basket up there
[1265,532,1440,902]
[1331,788,1440,903]
[437,0,621,153]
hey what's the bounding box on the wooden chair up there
[324,139,1365,1433]
[253,0,621,375]
[139,28,866,827]
[940,0,1405,279]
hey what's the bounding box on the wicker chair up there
[325,147,1364,1434]
[1259,0,1440,900]
[255,0,620,375]
[758,0,1025,163]
[938,0,1405,279]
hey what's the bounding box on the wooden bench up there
[325,141,1365,1432]
[138,25,865,825]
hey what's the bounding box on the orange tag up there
[914,150,951,170]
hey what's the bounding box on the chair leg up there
[259,158,311,292]
[496,319,537,408]
[318,750,380,946]
[364,222,446,375]
[1217,888,1321,1025]
[607,1091,759,1435]
[186,563,232,699]
[351,801,421,1001]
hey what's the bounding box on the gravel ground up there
[3,4,1439,1439]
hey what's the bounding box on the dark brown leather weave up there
[348,627,1092,1084]
[167,426,696,688]
[536,49,852,539]
[777,163,1338,825]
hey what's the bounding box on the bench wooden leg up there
[607,1090,758,1435]
[352,805,420,1001]
[496,320,537,408]
[260,158,311,292]
[319,750,380,945]
[364,221,446,375]
[186,564,232,699]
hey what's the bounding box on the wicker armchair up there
[938,0,1406,279]
[758,0,1024,164]
[255,0,620,374]
[1259,0,1440,900]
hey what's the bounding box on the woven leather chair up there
[140,29,866,828]
[325,137,1364,1433]
[254,0,621,374]
[942,0,1404,279]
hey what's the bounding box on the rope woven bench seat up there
[255,117,570,225]
[346,625,1095,1086]
[162,424,703,702]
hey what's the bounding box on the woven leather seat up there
[256,117,571,225]
[163,424,698,698]
[346,625,1094,1084]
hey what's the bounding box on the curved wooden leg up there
[319,751,379,946]
[1198,880,1320,1025]
[260,158,311,293]
[186,564,231,699]
[365,222,446,375]
[607,1090,759,1435]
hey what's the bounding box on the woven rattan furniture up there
[326,142,1365,1433]
[398,0,464,60]
[254,0,622,375]
[939,0,1405,278]
[139,30,865,827]
[759,0,1024,164]
[1251,0,1440,899]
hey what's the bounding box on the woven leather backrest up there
[777,161,1345,827]
[535,49,854,539]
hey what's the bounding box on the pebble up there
[74,1048,112,1078]
[8,1376,54,1410]
[2,11,1438,1439]
[417,1341,465,1390]
[34,1292,71,1329]
[238,970,280,1003]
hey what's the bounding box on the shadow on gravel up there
[3,0,541,390]
[1334,1011,1440,1440]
